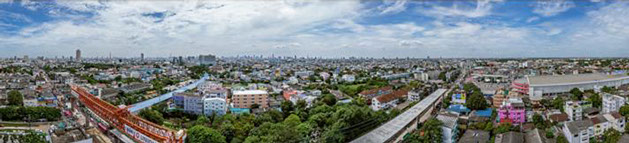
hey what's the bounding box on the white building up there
[407,89,422,102]
[511,73,629,101]
[602,93,625,114]
[342,74,355,83]
[565,101,588,121]
[563,120,594,143]
[603,112,626,133]
[436,114,459,143]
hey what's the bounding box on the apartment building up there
[232,90,269,109]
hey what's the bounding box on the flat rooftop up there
[527,73,629,86]
[351,89,447,143]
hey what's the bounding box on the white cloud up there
[526,16,540,23]
[533,0,575,17]
[420,0,499,18]
[379,0,407,15]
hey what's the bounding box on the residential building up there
[565,101,592,121]
[436,113,459,143]
[458,130,490,143]
[232,90,269,109]
[174,92,203,115]
[371,90,407,111]
[495,132,524,143]
[603,112,626,132]
[342,74,355,82]
[451,93,466,104]
[590,115,609,137]
[407,89,422,102]
[563,120,594,143]
[498,98,526,125]
[602,93,625,114]
[118,83,152,94]
[200,82,228,115]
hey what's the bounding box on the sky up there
[0,0,628,58]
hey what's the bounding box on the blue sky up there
[1,0,628,58]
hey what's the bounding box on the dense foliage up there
[463,83,488,110]
[7,90,23,106]
[403,118,443,143]
[182,100,398,143]
[0,106,62,121]
[138,109,166,125]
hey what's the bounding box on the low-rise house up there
[563,120,594,143]
[119,83,152,93]
[603,112,626,132]
[458,130,490,143]
[436,113,459,143]
[370,90,407,111]
[495,132,524,143]
[590,115,609,136]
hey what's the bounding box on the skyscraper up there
[76,49,81,61]
[141,53,144,61]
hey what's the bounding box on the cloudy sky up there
[0,0,628,58]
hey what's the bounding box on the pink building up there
[498,98,526,125]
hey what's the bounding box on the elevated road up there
[351,88,448,143]
[128,73,209,113]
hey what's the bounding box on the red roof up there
[375,90,408,103]
[359,86,392,96]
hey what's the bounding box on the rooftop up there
[527,73,629,86]
[566,120,594,134]
[458,130,490,143]
[233,90,268,95]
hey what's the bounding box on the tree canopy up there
[7,90,23,106]
[186,125,227,143]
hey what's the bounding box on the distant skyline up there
[1,0,628,58]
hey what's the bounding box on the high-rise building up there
[198,54,216,65]
[75,49,81,61]
[141,53,144,61]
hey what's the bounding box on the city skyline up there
[1,0,629,58]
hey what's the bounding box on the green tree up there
[545,129,554,138]
[138,109,165,125]
[320,94,337,106]
[195,115,209,126]
[296,100,307,110]
[603,129,621,143]
[625,122,629,134]
[620,105,629,117]
[408,118,443,143]
[250,103,260,109]
[570,88,583,100]
[438,71,447,81]
[552,97,565,111]
[601,86,614,93]
[533,113,546,129]
[283,114,301,127]
[465,92,488,110]
[186,125,227,143]
[280,101,294,116]
[7,90,23,106]
[557,134,568,143]
[588,93,602,108]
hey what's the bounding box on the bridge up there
[128,73,209,113]
[351,88,449,143]
[71,85,185,143]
